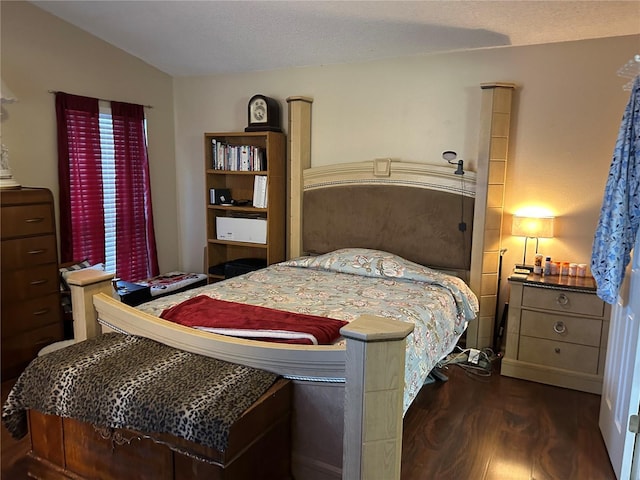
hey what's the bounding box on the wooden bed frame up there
[64,269,415,480]
[24,85,516,480]
[61,159,470,479]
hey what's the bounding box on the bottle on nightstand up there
[544,257,551,275]
[533,254,543,274]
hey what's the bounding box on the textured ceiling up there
[31,1,640,77]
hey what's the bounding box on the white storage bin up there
[216,217,267,244]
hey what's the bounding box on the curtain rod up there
[48,90,153,109]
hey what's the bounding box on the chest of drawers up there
[501,274,610,394]
[1,188,64,380]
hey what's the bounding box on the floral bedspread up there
[138,249,478,412]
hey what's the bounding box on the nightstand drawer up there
[520,310,602,347]
[519,336,599,374]
[522,285,605,317]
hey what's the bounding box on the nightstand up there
[501,273,610,394]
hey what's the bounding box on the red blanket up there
[160,295,348,345]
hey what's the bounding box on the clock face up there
[246,95,281,132]
[251,99,268,123]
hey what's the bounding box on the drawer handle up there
[33,308,50,316]
[25,217,45,224]
[27,249,46,255]
[30,279,47,286]
[556,293,569,306]
[553,321,567,334]
[554,347,561,354]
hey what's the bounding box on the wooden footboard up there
[26,379,293,480]
[67,270,413,480]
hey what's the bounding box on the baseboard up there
[501,358,603,394]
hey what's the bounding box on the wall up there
[1,1,179,273]
[3,1,637,292]
[173,35,638,285]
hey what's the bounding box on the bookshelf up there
[204,131,286,282]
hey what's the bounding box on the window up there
[56,92,159,282]
[99,104,117,273]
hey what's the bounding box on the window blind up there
[99,104,117,273]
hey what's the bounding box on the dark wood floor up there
[401,363,616,480]
[2,362,615,480]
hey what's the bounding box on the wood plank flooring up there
[2,362,616,479]
[401,363,616,480]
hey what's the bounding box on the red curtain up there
[56,92,105,265]
[111,101,159,280]
[56,92,159,281]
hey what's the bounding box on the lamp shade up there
[512,215,554,238]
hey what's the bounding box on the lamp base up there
[514,264,533,273]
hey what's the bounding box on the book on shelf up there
[211,138,218,169]
[252,175,268,208]
[254,148,266,171]
[211,140,266,171]
[240,146,250,171]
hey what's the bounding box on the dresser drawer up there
[520,310,602,347]
[1,203,54,239]
[1,294,62,337]
[1,322,64,379]
[1,264,60,301]
[518,336,599,374]
[1,235,58,270]
[522,285,605,317]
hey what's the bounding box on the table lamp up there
[512,215,555,271]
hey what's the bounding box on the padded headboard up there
[302,159,476,277]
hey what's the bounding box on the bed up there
[2,87,515,480]
[128,248,476,413]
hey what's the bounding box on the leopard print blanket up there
[2,333,278,452]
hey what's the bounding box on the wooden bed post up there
[67,269,115,341]
[468,82,516,349]
[286,96,313,259]
[340,315,414,480]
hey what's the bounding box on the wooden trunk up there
[24,379,292,480]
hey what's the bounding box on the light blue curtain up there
[591,75,640,304]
